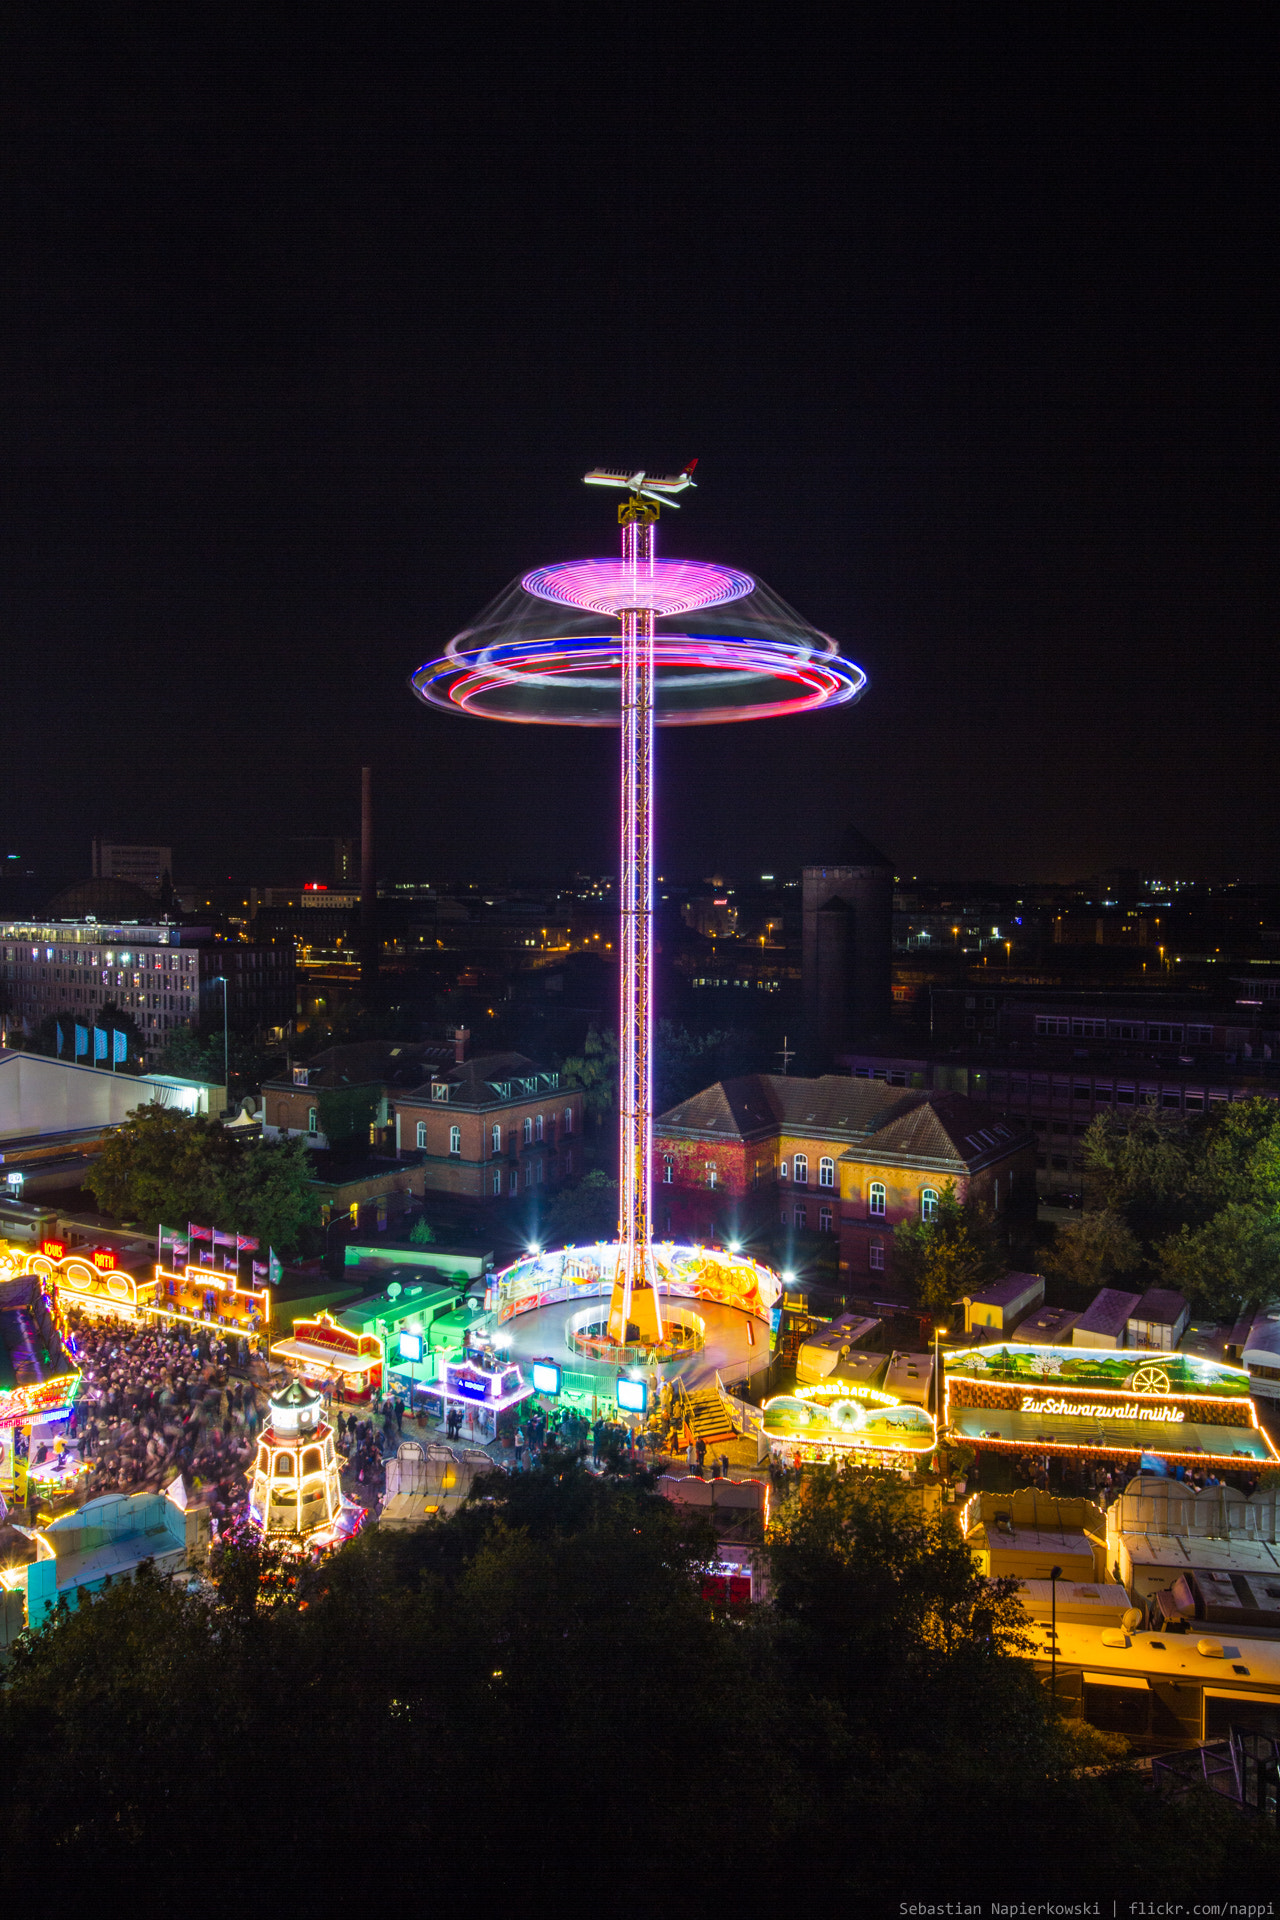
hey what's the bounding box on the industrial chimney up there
[360,765,378,993]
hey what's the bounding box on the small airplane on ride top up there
[582,460,698,506]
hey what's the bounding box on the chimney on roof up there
[454,1026,470,1065]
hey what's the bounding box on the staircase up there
[681,1384,737,1448]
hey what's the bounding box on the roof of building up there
[1013,1306,1082,1344]
[1073,1287,1143,1339]
[1243,1312,1280,1366]
[657,1074,1030,1170]
[264,1040,456,1092]
[961,1272,1044,1309]
[403,1051,562,1107]
[1131,1287,1190,1326]
[45,876,163,915]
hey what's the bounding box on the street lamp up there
[932,1322,948,1431]
[1048,1563,1063,1710]
[212,975,230,1111]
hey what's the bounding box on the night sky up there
[1,9,1275,890]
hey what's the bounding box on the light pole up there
[932,1321,948,1431]
[212,974,229,1112]
[1049,1563,1062,1710]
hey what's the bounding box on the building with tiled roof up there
[262,1027,583,1218]
[654,1073,1034,1286]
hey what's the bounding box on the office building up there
[91,840,173,897]
[801,829,893,1070]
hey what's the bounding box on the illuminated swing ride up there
[411,464,867,1364]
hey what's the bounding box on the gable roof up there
[657,1073,1031,1171]
[263,1041,455,1092]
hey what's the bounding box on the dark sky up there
[1,7,1275,889]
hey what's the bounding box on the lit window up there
[921,1187,938,1222]
[535,1113,543,1141]
[563,1107,573,1134]
[663,1155,674,1184]
[819,1156,834,1188]
[523,1117,532,1144]
[417,1121,427,1149]
[449,1125,461,1155]
[492,1122,501,1153]
[307,1107,317,1133]
[869,1182,886,1218]
[779,1160,789,1181]
[705,1163,717,1188]
[793,1153,808,1185]
[869,1238,885,1271]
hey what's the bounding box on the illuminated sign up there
[1021,1394,1185,1423]
[531,1360,562,1397]
[92,1249,117,1270]
[616,1377,648,1414]
[40,1240,66,1260]
[763,1393,937,1455]
[794,1380,897,1407]
[398,1332,423,1363]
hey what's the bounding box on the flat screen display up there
[616,1377,648,1414]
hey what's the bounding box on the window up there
[1035,1015,1070,1036]
[307,1106,317,1133]
[869,1238,884,1271]
[993,1178,1000,1212]
[1187,1025,1213,1046]
[1148,1025,1183,1044]
[779,1209,788,1225]
[794,1204,807,1229]
[563,1107,573,1134]
[921,1187,939,1221]
[793,1152,808,1185]
[509,1168,518,1195]
[449,1125,461,1155]
[819,1205,832,1232]
[492,1170,501,1196]
[663,1155,674,1184]
[705,1163,717,1188]
[1071,1018,1107,1038]
[491,1122,501,1153]
[564,1147,573,1174]
[524,1161,532,1188]
[416,1121,427,1149]
[523,1117,532,1144]
[779,1160,789,1181]
[869,1182,886,1217]
[535,1113,543,1141]
[536,1159,544,1183]
[819,1156,834,1188]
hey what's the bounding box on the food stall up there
[270,1310,383,1400]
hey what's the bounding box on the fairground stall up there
[270,1310,383,1400]
[942,1343,1280,1471]
[0,1254,81,1507]
[761,1380,938,1469]
[434,1353,535,1442]
[246,1377,364,1549]
[142,1261,270,1346]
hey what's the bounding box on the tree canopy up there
[892,1182,1005,1313]
[84,1102,319,1253]
[1,1464,1273,1903]
[1079,1098,1280,1316]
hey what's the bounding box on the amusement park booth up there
[942,1342,1280,1473]
[247,1377,358,1546]
[435,1354,534,1441]
[143,1262,270,1344]
[270,1311,383,1399]
[3,1486,210,1626]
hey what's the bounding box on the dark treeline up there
[1,1467,1275,1909]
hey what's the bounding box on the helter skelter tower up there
[411,466,868,1352]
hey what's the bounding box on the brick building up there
[654,1073,1034,1282]
[263,1032,583,1216]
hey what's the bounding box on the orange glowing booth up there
[270,1311,383,1399]
[247,1377,362,1546]
[143,1263,270,1343]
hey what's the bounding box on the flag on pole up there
[197,1248,215,1267]
[268,1248,283,1285]
[188,1223,213,1243]
[236,1233,260,1251]
[159,1225,189,1268]
[93,1027,108,1062]
[252,1259,268,1282]
[74,1024,89,1059]
[212,1227,237,1250]
[220,1251,239,1274]
[112,1029,127,1064]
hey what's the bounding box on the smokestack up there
[360,765,378,992]
[454,1026,470,1064]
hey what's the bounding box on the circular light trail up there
[412,627,867,727]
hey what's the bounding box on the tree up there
[408,1216,436,1245]
[892,1182,1005,1313]
[157,1026,284,1103]
[316,1084,379,1150]
[1159,1202,1280,1320]
[1080,1108,1203,1242]
[652,1020,761,1112]
[559,1025,618,1132]
[1041,1208,1141,1294]
[84,1102,319,1253]
[542,1167,618,1245]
